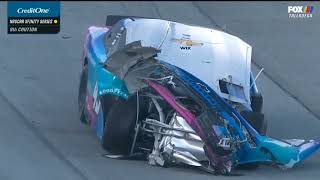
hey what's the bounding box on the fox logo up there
[288,6,314,14]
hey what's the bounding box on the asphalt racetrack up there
[0,1,319,180]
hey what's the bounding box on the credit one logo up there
[17,8,50,14]
[288,6,314,18]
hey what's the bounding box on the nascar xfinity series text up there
[8,17,60,34]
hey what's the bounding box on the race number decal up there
[93,82,101,114]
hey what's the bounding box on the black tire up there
[240,111,267,135]
[250,92,263,113]
[78,65,88,123]
[249,92,267,135]
[238,111,267,170]
[102,95,138,155]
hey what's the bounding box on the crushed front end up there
[103,41,320,175]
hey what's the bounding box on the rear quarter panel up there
[83,26,129,139]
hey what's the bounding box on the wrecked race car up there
[78,16,320,175]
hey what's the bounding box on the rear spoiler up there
[105,15,156,26]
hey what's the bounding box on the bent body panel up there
[84,26,129,138]
[80,22,320,174]
[145,62,320,172]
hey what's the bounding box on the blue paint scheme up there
[250,72,259,95]
[86,27,129,99]
[159,61,320,167]
[82,26,320,168]
[84,26,129,139]
[96,107,104,140]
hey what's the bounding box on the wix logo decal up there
[180,46,191,50]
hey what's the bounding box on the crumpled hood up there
[125,19,252,105]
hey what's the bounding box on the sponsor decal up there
[172,34,204,50]
[93,82,101,114]
[196,82,210,93]
[99,88,128,99]
[16,7,50,14]
[288,5,314,19]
